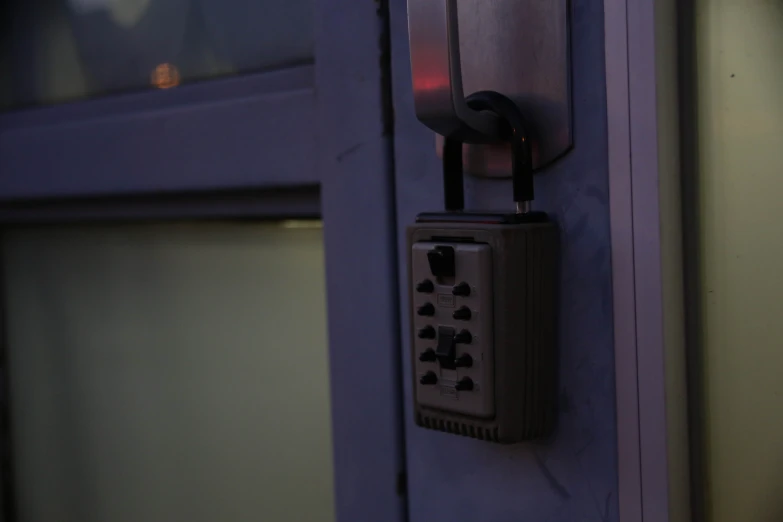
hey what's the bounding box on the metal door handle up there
[408,0,502,143]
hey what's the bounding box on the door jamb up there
[605,0,691,521]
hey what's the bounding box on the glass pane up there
[0,0,313,109]
[2,221,334,522]
[694,1,783,521]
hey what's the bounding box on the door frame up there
[0,1,406,521]
[605,0,690,521]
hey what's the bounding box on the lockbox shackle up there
[442,90,535,214]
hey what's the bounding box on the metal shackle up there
[442,90,535,214]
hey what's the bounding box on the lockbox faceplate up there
[408,217,559,444]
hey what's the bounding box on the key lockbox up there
[408,91,559,444]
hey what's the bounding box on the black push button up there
[435,326,456,369]
[455,354,473,368]
[417,303,435,316]
[452,306,471,320]
[427,246,455,278]
[455,377,474,391]
[420,372,438,385]
[419,349,437,362]
[418,326,436,339]
[416,279,434,293]
[452,282,471,297]
[455,330,472,344]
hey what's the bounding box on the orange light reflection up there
[151,63,181,89]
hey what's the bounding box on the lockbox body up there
[407,216,559,444]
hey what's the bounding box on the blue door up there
[0,0,685,521]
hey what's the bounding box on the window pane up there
[0,0,313,109]
[2,221,333,522]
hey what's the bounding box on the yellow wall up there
[696,1,783,520]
